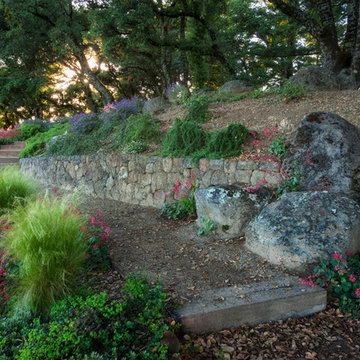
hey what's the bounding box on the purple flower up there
[102,96,144,125]
[70,112,99,135]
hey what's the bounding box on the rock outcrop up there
[283,112,360,195]
[245,191,360,271]
[219,80,254,95]
[291,66,356,90]
[195,185,272,239]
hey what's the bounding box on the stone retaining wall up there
[20,154,281,208]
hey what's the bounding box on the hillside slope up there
[156,90,360,140]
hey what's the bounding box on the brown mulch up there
[80,197,360,360]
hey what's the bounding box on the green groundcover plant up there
[302,252,360,316]
[19,123,69,158]
[0,273,173,359]
[0,167,38,214]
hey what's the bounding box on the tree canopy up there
[0,0,357,126]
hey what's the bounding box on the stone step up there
[0,142,26,150]
[0,157,20,164]
[0,150,21,157]
[173,276,327,335]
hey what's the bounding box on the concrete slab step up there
[0,157,20,164]
[174,276,327,335]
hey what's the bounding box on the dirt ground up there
[156,90,360,137]
[82,198,298,305]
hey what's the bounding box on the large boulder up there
[143,97,170,114]
[291,66,356,90]
[283,112,360,195]
[219,80,254,95]
[245,191,360,271]
[195,185,272,239]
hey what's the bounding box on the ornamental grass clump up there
[2,195,87,313]
[0,167,38,214]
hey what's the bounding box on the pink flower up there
[164,192,168,198]
[350,274,356,282]
[101,234,108,241]
[190,171,195,179]
[347,251,353,257]
[98,210,103,217]
[93,243,99,251]
[186,180,193,187]
[155,193,159,198]
[333,252,341,260]
[101,221,107,228]
[272,126,278,132]
[355,288,360,296]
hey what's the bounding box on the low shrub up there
[0,273,172,359]
[2,195,88,313]
[0,167,38,214]
[102,96,144,126]
[159,119,208,158]
[184,92,212,123]
[45,132,102,156]
[205,123,249,158]
[275,79,307,100]
[70,112,100,136]
[19,123,69,158]
[18,123,46,140]
[303,252,360,316]
[124,113,160,144]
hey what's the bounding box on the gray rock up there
[291,66,356,90]
[195,185,272,239]
[283,112,360,195]
[245,191,360,270]
[45,131,68,150]
[143,96,170,114]
[219,80,254,95]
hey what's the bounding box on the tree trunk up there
[180,16,189,86]
[76,48,113,106]
[159,15,171,89]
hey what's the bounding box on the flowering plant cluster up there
[301,252,360,315]
[159,171,197,220]
[70,112,99,136]
[0,124,21,144]
[102,96,144,125]
[83,210,112,271]
[51,188,111,271]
